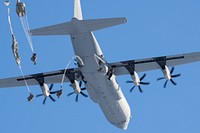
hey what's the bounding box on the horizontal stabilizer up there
[30,17,127,36]
[83,17,127,31]
[30,21,72,36]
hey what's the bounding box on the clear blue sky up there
[0,0,200,133]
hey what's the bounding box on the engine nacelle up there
[162,65,171,80]
[71,80,81,94]
[131,71,140,86]
[40,83,50,97]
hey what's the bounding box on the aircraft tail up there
[74,0,83,20]
[30,18,127,36]
[30,0,127,36]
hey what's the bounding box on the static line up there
[7,8,14,35]
[20,16,34,53]
[60,59,72,90]
[18,65,31,93]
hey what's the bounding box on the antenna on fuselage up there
[74,0,83,20]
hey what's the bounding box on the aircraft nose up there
[116,121,129,130]
[115,118,131,130]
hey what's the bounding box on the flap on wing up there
[0,68,82,89]
[110,52,200,76]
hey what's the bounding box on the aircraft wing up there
[1,52,200,88]
[0,68,82,88]
[109,52,200,76]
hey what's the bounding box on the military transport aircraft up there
[1,0,200,130]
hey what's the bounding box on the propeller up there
[157,67,181,88]
[126,73,150,93]
[67,81,88,102]
[36,84,59,105]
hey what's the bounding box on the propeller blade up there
[130,86,136,92]
[79,81,82,87]
[81,88,86,91]
[80,92,88,97]
[140,73,146,81]
[36,94,43,98]
[157,77,165,81]
[67,92,75,97]
[43,97,47,105]
[126,81,133,83]
[164,80,168,88]
[75,95,79,102]
[49,95,56,102]
[81,76,87,84]
[171,74,181,78]
[170,79,177,86]
[49,84,54,91]
[170,67,175,74]
[140,82,150,85]
[50,91,59,94]
[138,86,143,93]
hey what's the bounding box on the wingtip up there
[123,17,128,23]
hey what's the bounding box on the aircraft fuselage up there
[70,19,131,129]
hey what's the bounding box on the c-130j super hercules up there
[1,0,200,130]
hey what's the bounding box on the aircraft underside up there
[70,30,131,129]
[1,0,200,130]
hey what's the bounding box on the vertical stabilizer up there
[74,0,83,20]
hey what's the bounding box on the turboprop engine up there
[71,80,81,94]
[126,71,150,93]
[40,83,50,97]
[68,80,88,102]
[157,65,181,88]
[36,83,60,104]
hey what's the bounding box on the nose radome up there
[115,117,131,130]
[117,121,129,130]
